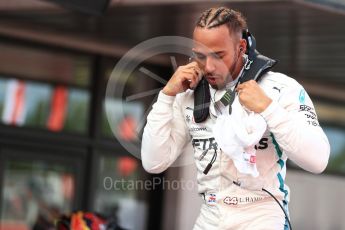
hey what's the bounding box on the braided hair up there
[196,7,247,38]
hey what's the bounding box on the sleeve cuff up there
[157,91,176,104]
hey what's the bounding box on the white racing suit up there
[141,71,330,230]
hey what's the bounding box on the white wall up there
[286,171,345,230]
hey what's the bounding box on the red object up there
[57,212,107,230]
[117,156,138,177]
[62,174,75,200]
[11,81,26,125]
[118,115,137,141]
[71,212,88,230]
[47,86,68,131]
[84,213,106,230]
[250,155,256,164]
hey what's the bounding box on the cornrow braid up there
[196,7,247,36]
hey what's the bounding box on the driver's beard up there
[213,50,241,90]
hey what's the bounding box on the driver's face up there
[192,25,242,89]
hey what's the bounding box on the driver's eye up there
[197,55,205,60]
[213,54,223,59]
[195,53,206,60]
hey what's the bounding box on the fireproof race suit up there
[141,71,330,230]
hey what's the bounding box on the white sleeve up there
[260,83,330,174]
[141,91,190,174]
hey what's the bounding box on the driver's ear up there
[239,38,247,54]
